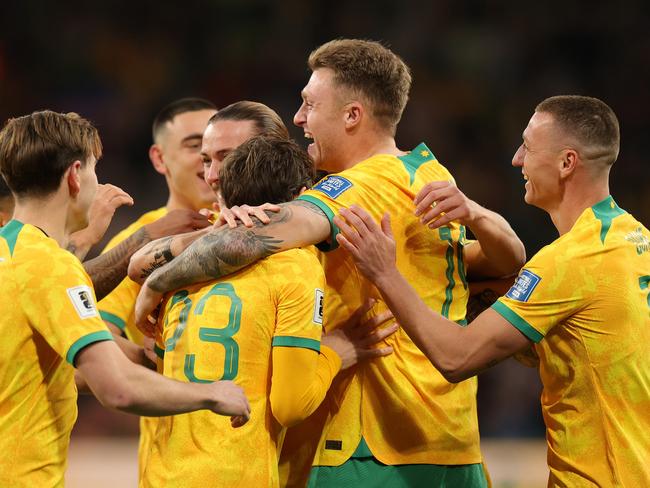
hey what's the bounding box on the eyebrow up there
[181,134,203,144]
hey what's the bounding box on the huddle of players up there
[0,38,648,488]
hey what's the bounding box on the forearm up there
[270,346,341,427]
[67,230,95,261]
[466,207,526,279]
[373,271,476,381]
[128,228,209,285]
[78,345,211,416]
[146,202,328,294]
[84,227,151,300]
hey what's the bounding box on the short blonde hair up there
[308,39,412,133]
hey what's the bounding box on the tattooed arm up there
[134,200,330,335]
[83,227,152,301]
[128,228,211,285]
[147,200,330,292]
[85,209,212,300]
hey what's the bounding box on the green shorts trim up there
[307,457,487,488]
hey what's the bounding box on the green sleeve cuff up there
[272,335,321,352]
[491,301,544,343]
[296,194,340,252]
[99,310,127,331]
[66,330,114,366]
[154,344,165,359]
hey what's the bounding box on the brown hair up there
[219,136,314,207]
[308,39,412,133]
[209,101,289,140]
[0,110,102,197]
[536,95,620,165]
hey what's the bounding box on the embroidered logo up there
[625,227,650,255]
[313,176,353,199]
[506,269,541,302]
[67,285,99,319]
[313,288,324,325]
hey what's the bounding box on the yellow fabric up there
[99,207,167,346]
[98,207,166,479]
[283,143,480,470]
[270,345,341,428]
[143,248,328,488]
[0,221,112,488]
[493,196,650,486]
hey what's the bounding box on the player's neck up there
[12,195,71,247]
[549,180,611,236]
[165,193,196,212]
[340,134,404,170]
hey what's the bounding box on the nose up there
[293,103,306,128]
[512,144,524,167]
[205,160,219,187]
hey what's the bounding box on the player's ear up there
[66,160,82,198]
[344,101,363,130]
[149,144,167,175]
[559,148,579,179]
[298,186,308,196]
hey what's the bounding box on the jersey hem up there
[491,301,543,343]
[296,195,340,252]
[99,310,127,330]
[66,330,114,365]
[272,336,320,352]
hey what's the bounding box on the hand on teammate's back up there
[334,206,397,285]
[145,208,212,240]
[413,180,481,230]
[216,202,281,229]
[322,298,398,370]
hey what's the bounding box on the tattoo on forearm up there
[148,204,304,293]
[139,237,174,280]
[84,227,151,300]
[290,199,328,218]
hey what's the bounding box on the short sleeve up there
[98,277,138,332]
[271,250,325,352]
[297,173,377,252]
[491,249,588,343]
[20,251,112,366]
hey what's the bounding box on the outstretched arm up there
[135,200,330,335]
[335,206,531,383]
[76,340,250,422]
[414,181,525,279]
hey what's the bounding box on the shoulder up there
[103,207,167,252]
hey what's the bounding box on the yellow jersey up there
[143,248,328,488]
[0,220,113,487]
[99,207,167,345]
[285,143,480,467]
[98,206,166,480]
[493,196,650,486]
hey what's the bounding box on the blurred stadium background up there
[3,1,648,486]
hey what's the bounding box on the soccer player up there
[97,97,217,478]
[334,96,650,486]
[135,39,526,487]
[141,136,395,487]
[128,100,295,281]
[0,110,250,488]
